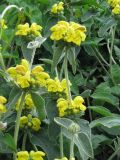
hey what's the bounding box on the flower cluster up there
[46,77,68,93]
[16,94,34,110]
[57,96,86,117]
[51,2,64,14]
[7,59,68,94]
[108,0,120,14]
[15,23,42,36]
[7,59,50,89]
[50,21,86,46]
[17,150,45,160]
[0,19,7,29]
[20,114,41,131]
[0,96,7,113]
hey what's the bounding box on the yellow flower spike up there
[17,151,29,160]
[16,23,30,36]
[30,23,42,37]
[31,66,44,75]
[0,96,7,104]
[31,118,41,131]
[0,104,7,113]
[30,151,45,160]
[20,116,28,128]
[0,19,7,29]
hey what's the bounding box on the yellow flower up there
[112,4,120,14]
[79,104,86,111]
[51,2,64,14]
[33,72,50,87]
[74,96,84,104]
[17,74,30,88]
[57,2,64,11]
[7,67,17,78]
[50,21,69,40]
[50,21,86,46]
[30,23,42,36]
[0,19,7,29]
[16,65,27,75]
[20,116,28,128]
[57,96,86,117]
[108,0,120,8]
[0,96,7,113]
[0,104,7,113]
[16,23,30,36]
[30,151,45,160]
[31,118,41,131]
[0,96,7,104]
[21,59,29,70]
[25,94,34,110]
[17,151,29,160]
[31,66,44,75]
[51,4,58,13]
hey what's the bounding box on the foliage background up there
[0,0,120,160]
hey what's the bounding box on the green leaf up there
[31,92,46,120]
[51,45,64,73]
[67,47,76,74]
[40,58,53,65]
[111,85,120,96]
[30,128,59,160]
[92,134,109,149]
[3,87,22,121]
[111,64,120,85]
[90,116,120,128]
[74,133,94,158]
[91,82,119,106]
[88,106,112,117]
[0,133,16,152]
[54,117,73,129]
[114,45,120,60]
[21,42,33,62]
[98,17,117,37]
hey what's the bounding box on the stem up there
[60,127,64,158]
[109,26,116,84]
[70,135,74,159]
[64,50,71,101]
[87,97,92,122]
[22,132,27,151]
[30,48,36,70]
[0,27,5,70]
[94,47,109,66]
[13,91,26,160]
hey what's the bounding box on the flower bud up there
[68,123,80,134]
